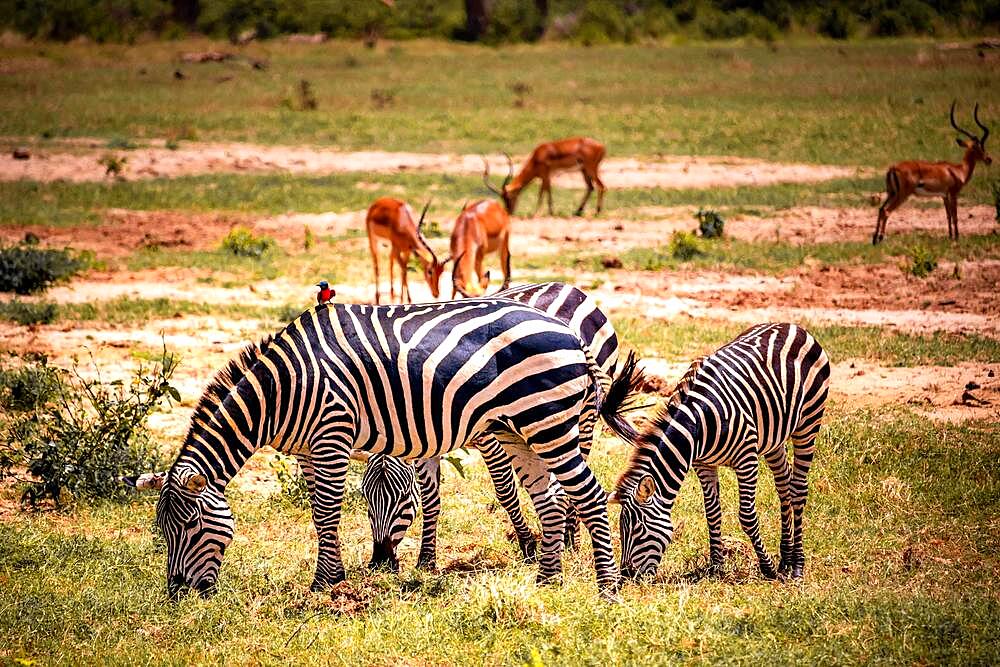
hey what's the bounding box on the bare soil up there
[0,139,860,188]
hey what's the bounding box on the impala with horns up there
[449,199,511,298]
[484,137,607,217]
[365,197,448,303]
[873,101,991,245]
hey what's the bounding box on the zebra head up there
[611,474,674,580]
[140,466,234,599]
[360,453,418,572]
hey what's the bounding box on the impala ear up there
[635,475,656,504]
[121,471,166,491]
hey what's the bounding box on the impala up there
[365,197,448,303]
[484,137,607,217]
[449,198,511,298]
[873,101,991,245]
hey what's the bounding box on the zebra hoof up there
[309,575,344,593]
[759,562,778,581]
[415,557,438,573]
[535,571,563,587]
[517,535,538,563]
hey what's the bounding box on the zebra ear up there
[635,476,656,504]
[121,471,166,491]
[176,469,208,494]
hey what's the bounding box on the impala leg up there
[945,195,959,241]
[532,183,545,218]
[398,250,411,303]
[388,248,397,302]
[575,173,594,217]
[594,173,606,215]
[545,175,555,216]
[499,234,511,290]
[368,234,381,304]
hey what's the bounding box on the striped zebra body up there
[151,298,636,597]
[360,282,620,571]
[613,323,830,580]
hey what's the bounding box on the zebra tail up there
[596,349,646,446]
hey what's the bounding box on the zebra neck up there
[645,409,700,501]
[174,368,277,492]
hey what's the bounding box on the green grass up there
[0,40,997,167]
[0,297,304,327]
[615,316,1000,366]
[1,408,997,663]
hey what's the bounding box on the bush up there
[818,4,855,38]
[697,7,779,40]
[220,227,276,258]
[572,0,629,45]
[0,358,62,412]
[0,242,87,295]
[695,208,726,238]
[269,453,310,509]
[0,300,59,325]
[906,246,938,278]
[0,350,179,507]
[669,231,704,260]
[484,0,545,43]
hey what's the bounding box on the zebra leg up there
[764,446,796,578]
[788,434,818,580]
[500,439,567,585]
[531,431,619,594]
[477,436,537,562]
[414,457,442,571]
[562,410,597,551]
[734,458,778,580]
[694,465,724,572]
[308,440,353,592]
[293,453,316,507]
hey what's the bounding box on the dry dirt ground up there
[0,139,861,188]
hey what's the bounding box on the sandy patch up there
[640,357,1000,423]
[0,140,860,188]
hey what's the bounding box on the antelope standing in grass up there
[365,197,448,303]
[449,197,512,298]
[873,101,992,245]
[486,137,607,217]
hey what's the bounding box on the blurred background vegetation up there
[2,0,999,45]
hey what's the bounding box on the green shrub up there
[0,350,179,507]
[670,231,704,260]
[220,227,276,258]
[695,208,725,239]
[906,246,938,278]
[818,4,855,38]
[269,453,310,509]
[697,8,778,40]
[0,300,59,325]
[0,242,87,295]
[0,358,62,412]
[485,0,545,43]
[573,0,629,45]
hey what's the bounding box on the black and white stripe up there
[613,323,830,580]
[151,298,639,596]
[360,282,620,571]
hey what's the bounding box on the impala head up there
[124,467,234,599]
[482,154,516,214]
[610,474,674,580]
[951,100,992,165]
[415,199,448,298]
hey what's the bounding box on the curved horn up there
[973,102,990,145]
[501,152,514,191]
[950,100,977,141]
[482,157,503,197]
[417,199,432,230]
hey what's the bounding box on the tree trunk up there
[463,0,490,41]
[171,0,200,26]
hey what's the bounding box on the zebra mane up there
[615,356,705,488]
[185,335,274,437]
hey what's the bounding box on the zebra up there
[125,298,641,598]
[611,323,830,581]
[359,282,621,572]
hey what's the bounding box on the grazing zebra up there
[360,282,621,571]
[612,323,830,581]
[127,299,640,597]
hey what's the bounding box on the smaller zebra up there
[612,323,830,580]
[359,282,621,571]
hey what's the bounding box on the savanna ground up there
[1,37,1000,664]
